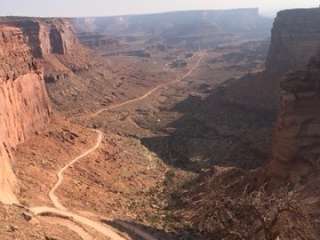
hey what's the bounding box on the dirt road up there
[29,52,205,240]
[49,129,104,211]
[30,130,128,240]
[31,206,127,240]
[89,52,205,119]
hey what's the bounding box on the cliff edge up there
[268,54,320,181]
[0,24,51,204]
[0,18,78,204]
[266,8,320,74]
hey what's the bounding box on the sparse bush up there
[173,168,318,240]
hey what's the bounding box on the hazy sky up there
[1,0,318,17]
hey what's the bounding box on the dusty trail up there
[31,207,127,240]
[29,52,204,240]
[49,129,103,210]
[30,129,128,240]
[89,52,205,119]
[38,216,94,240]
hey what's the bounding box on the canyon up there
[1,7,320,240]
[73,8,271,55]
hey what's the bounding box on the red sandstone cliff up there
[15,19,78,57]
[0,18,78,204]
[0,24,52,204]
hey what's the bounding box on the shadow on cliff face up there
[141,82,276,172]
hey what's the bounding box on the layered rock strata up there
[16,19,77,57]
[269,54,320,181]
[0,24,51,204]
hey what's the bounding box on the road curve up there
[49,129,104,211]
[32,130,128,240]
[39,216,94,240]
[31,207,127,240]
[30,52,204,240]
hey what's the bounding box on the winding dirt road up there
[49,129,103,211]
[31,206,127,240]
[30,129,128,240]
[89,52,205,119]
[39,216,94,240]
[30,52,204,240]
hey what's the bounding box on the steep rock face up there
[49,25,65,54]
[225,8,320,113]
[47,20,78,55]
[268,54,320,181]
[0,25,51,204]
[14,19,77,57]
[266,8,320,74]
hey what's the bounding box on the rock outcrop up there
[47,20,78,55]
[0,17,81,204]
[5,18,78,57]
[0,23,54,204]
[268,54,320,181]
[266,8,320,74]
[223,8,320,113]
[172,51,320,240]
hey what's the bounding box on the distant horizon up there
[1,7,319,19]
[1,0,317,18]
[0,8,265,18]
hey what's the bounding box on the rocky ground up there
[91,41,273,172]
[3,7,320,240]
[7,38,273,240]
[0,204,82,240]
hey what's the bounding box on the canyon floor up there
[4,39,273,240]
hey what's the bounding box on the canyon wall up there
[0,18,77,204]
[263,8,320,181]
[266,8,320,74]
[47,20,78,55]
[268,54,320,181]
[225,8,320,113]
[15,19,77,56]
